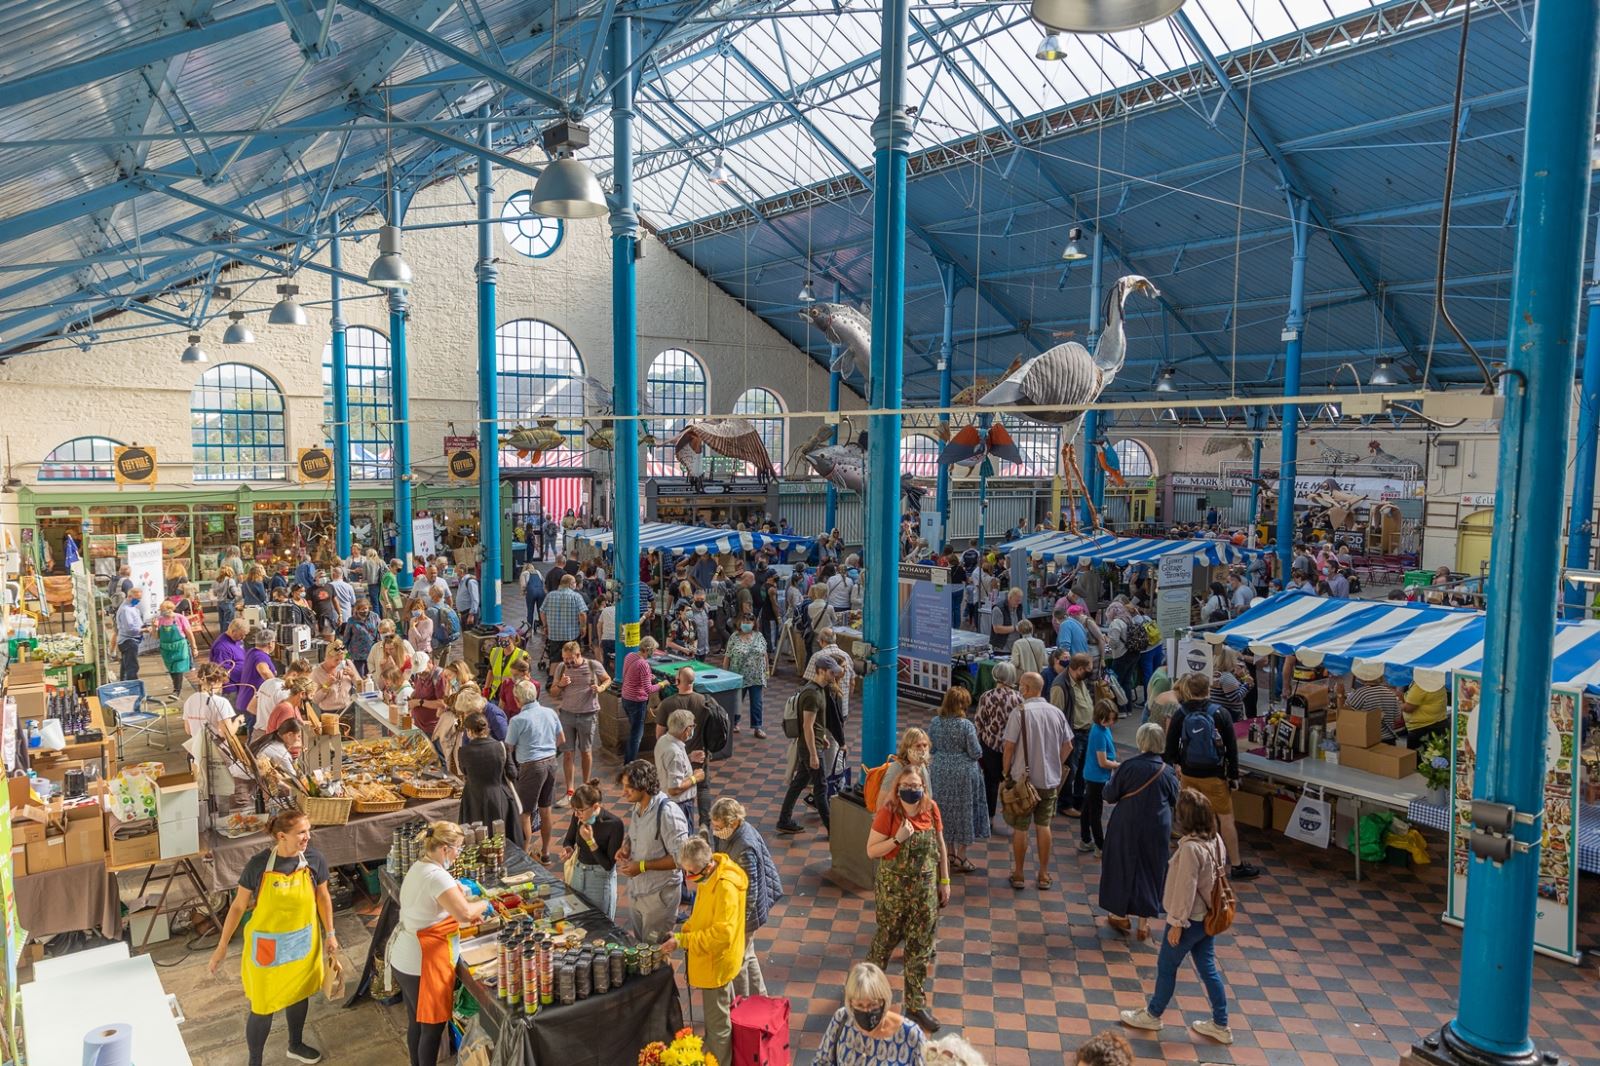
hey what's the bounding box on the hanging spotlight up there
[1368,356,1399,387]
[1061,226,1087,261]
[798,278,817,304]
[180,334,208,364]
[529,121,610,220]
[1160,407,1178,422]
[1154,366,1177,393]
[707,152,732,187]
[268,282,308,326]
[1035,33,1067,61]
[1324,401,1343,423]
[223,310,255,345]
[366,224,413,289]
[1031,0,1185,34]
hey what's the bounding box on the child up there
[1080,699,1120,854]
[379,665,413,707]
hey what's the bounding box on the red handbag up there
[730,994,791,1066]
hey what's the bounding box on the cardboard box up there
[127,908,170,946]
[1341,742,1419,779]
[159,816,199,859]
[8,777,33,811]
[1271,795,1298,833]
[1338,707,1385,749]
[155,772,199,825]
[10,685,45,724]
[11,820,43,846]
[107,816,161,868]
[6,662,45,686]
[1233,789,1269,829]
[63,806,106,866]
[25,832,66,874]
[11,845,26,878]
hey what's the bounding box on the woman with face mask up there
[816,961,926,1063]
[559,778,625,919]
[863,765,950,1034]
[709,797,784,997]
[722,610,769,735]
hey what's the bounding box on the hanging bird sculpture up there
[800,302,873,391]
[938,421,1024,467]
[977,274,1159,530]
[673,418,778,491]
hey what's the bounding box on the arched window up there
[998,416,1061,478]
[190,364,287,481]
[322,326,392,479]
[731,387,785,475]
[40,436,121,481]
[497,320,586,468]
[901,433,942,478]
[500,191,564,258]
[646,349,708,477]
[1113,438,1155,478]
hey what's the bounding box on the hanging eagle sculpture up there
[977,274,1160,530]
[672,418,778,491]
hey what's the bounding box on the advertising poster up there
[897,563,952,704]
[412,517,438,561]
[1446,671,1581,962]
[125,541,164,622]
[1176,636,1213,678]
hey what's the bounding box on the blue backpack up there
[1179,704,1224,773]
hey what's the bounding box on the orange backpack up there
[862,756,899,810]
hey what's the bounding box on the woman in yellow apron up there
[388,821,489,1066]
[209,809,336,1066]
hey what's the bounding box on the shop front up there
[644,476,780,528]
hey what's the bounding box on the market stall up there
[565,521,816,560]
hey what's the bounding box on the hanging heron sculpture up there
[977,274,1159,530]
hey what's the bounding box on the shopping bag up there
[1282,785,1332,848]
[730,994,792,1065]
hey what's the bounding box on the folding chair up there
[97,679,172,759]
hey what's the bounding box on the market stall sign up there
[448,448,480,482]
[113,446,157,487]
[444,434,479,453]
[297,447,333,482]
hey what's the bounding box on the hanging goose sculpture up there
[977,274,1159,530]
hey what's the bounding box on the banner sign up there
[412,517,438,560]
[448,448,480,482]
[1157,553,1194,589]
[444,435,479,452]
[1170,472,1416,503]
[898,563,952,704]
[113,445,157,487]
[1446,672,1581,963]
[126,541,164,622]
[1155,587,1190,639]
[297,446,332,482]
[1176,636,1213,678]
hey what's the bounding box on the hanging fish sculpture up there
[800,302,873,391]
[673,418,778,491]
[586,425,657,452]
[501,419,565,463]
[977,274,1159,530]
[804,431,923,509]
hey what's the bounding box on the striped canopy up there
[1210,591,1600,694]
[568,522,815,558]
[997,531,1264,567]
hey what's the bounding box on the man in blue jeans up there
[115,587,147,681]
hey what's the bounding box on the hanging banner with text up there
[125,541,164,624]
[898,563,952,705]
[412,517,438,561]
[1446,671,1581,963]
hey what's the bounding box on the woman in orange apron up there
[208,809,336,1066]
[388,821,489,1066]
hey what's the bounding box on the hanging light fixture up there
[1368,357,1398,386]
[798,278,817,304]
[367,224,413,289]
[1061,226,1087,261]
[1160,407,1178,422]
[707,152,732,187]
[529,121,610,219]
[223,310,255,345]
[1031,0,1185,34]
[268,282,308,326]
[180,334,208,364]
[1036,33,1067,61]
[1154,366,1177,393]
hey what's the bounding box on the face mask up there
[739,623,753,633]
[851,1006,885,1033]
[898,788,924,806]
[583,813,599,826]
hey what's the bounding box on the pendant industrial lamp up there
[707,151,732,187]
[180,334,208,364]
[1032,0,1185,33]
[268,282,308,326]
[1368,357,1398,386]
[1061,227,1088,261]
[1035,33,1067,61]
[529,121,609,219]
[1154,366,1177,393]
[368,93,415,289]
[222,311,255,345]
[798,278,817,304]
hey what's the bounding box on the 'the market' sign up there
[113,445,157,487]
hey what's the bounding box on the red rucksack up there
[730,994,791,1065]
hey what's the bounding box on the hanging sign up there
[444,434,479,453]
[898,562,953,704]
[297,446,333,482]
[1446,672,1581,963]
[448,448,480,482]
[412,517,438,560]
[1158,553,1194,589]
[113,445,158,488]
[125,541,164,622]
[1176,636,1213,677]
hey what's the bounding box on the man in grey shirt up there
[115,587,147,681]
[1002,672,1074,889]
[615,760,690,944]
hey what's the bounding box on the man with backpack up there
[656,666,730,831]
[1162,673,1262,880]
[775,658,844,835]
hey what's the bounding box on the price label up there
[621,623,641,646]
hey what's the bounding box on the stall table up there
[351,841,683,1066]
[1407,799,1600,874]
[650,656,742,760]
[14,861,120,941]
[205,796,458,889]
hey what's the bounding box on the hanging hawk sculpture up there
[673,418,778,490]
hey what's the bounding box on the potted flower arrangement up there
[639,1028,719,1066]
[1417,731,1451,806]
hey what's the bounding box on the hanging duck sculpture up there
[977,274,1159,530]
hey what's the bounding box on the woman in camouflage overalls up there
[864,765,951,1033]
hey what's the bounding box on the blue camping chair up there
[96,679,172,758]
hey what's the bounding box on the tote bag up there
[1283,785,1332,849]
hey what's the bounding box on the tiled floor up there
[113,594,1600,1065]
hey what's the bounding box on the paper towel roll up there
[81,1023,132,1066]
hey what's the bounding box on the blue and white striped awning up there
[568,522,815,558]
[1210,591,1600,694]
[997,531,1263,567]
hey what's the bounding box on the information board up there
[897,563,952,704]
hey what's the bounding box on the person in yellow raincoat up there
[662,835,749,1066]
[208,809,336,1066]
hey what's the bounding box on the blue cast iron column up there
[329,227,352,558]
[1436,3,1599,1062]
[824,280,843,537]
[861,0,912,767]
[477,107,502,625]
[1079,230,1105,527]
[935,262,957,539]
[1561,226,1600,619]
[610,16,642,681]
[1274,196,1309,581]
[389,185,414,593]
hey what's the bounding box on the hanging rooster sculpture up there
[800,302,874,392]
[977,275,1159,530]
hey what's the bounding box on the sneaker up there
[554,791,574,810]
[775,821,806,835]
[287,1044,324,1063]
[753,728,768,739]
[1062,807,1083,818]
[1076,840,1096,853]
[1230,862,1263,880]
[1192,1020,1234,1045]
[1119,1008,1163,1032]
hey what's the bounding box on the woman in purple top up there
[234,629,278,731]
[209,619,248,708]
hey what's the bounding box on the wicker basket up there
[401,781,454,800]
[297,793,355,826]
[352,798,407,815]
